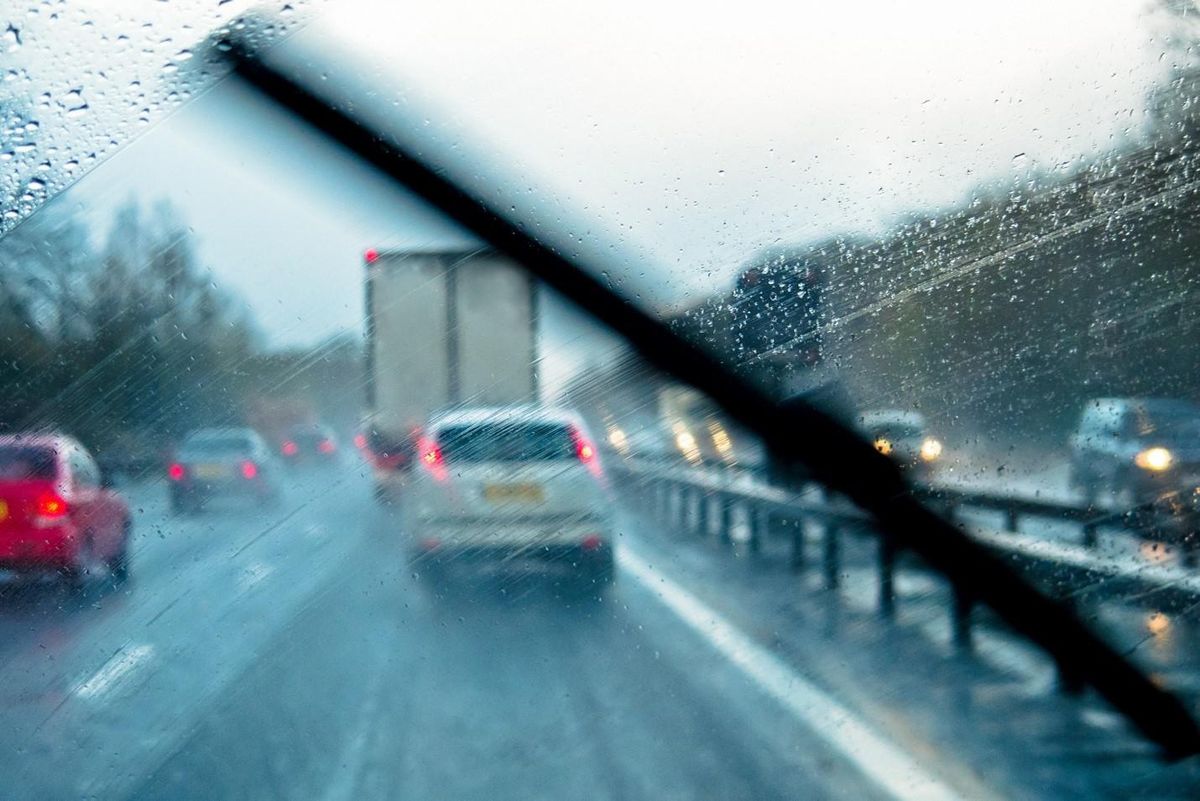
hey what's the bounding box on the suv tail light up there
[240,461,259,479]
[318,439,336,454]
[281,441,299,456]
[570,427,601,476]
[168,463,186,481]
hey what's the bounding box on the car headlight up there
[1135,446,1173,472]
[874,438,892,456]
[920,437,943,462]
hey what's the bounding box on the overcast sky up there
[11,0,1186,373]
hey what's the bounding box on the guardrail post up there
[1080,520,1098,548]
[788,518,805,573]
[749,508,769,556]
[951,585,973,652]
[823,522,840,590]
[1004,508,1019,533]
[696,490,710,537]
[714,494,732,546]
[878,537,897,619]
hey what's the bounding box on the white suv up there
[403,406,615,589]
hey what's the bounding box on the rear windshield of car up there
[1130,403,1200,441]
[436,422,575,462]
[0,446,58,481]
[869,423,924,440]
[181,436,255,456]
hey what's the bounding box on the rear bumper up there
[172,479,272,498]
[0,524,79,569]
[407,518,613,563]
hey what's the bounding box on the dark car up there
[1069,398,1200,510]
[168,428,282,514]
[279,423,340,465]
[0,434,131,586]
[859,410,944,484]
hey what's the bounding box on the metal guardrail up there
[615,460,1200,693]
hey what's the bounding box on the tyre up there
[63,533,99,592]
[577,550,615,592]
[107,521,131,583]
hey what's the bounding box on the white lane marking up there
[239,561,275,592]
[74,644,155,700]
[318,645,389,801]
[618,546,967,801]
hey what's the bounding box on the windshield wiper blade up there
[221,37,1200,759]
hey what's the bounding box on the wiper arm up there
[220,37,1200,759]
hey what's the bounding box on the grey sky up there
[12,0,1184,370]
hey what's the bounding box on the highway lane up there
[0,458,1198,799]
[0,462,925,801]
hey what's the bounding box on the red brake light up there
[35,492,68,519]
[353,433,368,450]
[416,435,447,481]
[364,248,380,264]
[570,426,602,477]
[240,461,259,479]
[168,463,186,481]
[581,534,604,552]
[281,441,298,456]
[318,439,336,454]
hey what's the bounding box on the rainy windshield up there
[3,1,1200,799]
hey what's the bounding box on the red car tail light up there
[318,439,336,454]
[34,491,69,521]
[168,463,186,481]
[240,461,259,479]
[581,534,604,552]
[281,441,299,456]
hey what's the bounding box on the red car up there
[0,435,131,587]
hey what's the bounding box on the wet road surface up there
[0,462,1196,799]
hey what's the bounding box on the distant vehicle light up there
[240,460,259,479]
[581,534,604,552]
[364,248,380,264]
[35,491,68,520]
[919,437,943,462]
[168,462,186,481]
[607,426,629,455]
[318,439,336,454]
[281,440,299,456]
[1135,446,1173,472]
[874,438,893,456]
[353,433,368,450]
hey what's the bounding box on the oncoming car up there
[859,410,944,483]
[402,406,615,590]
[1069,398,1200,507]
[0,434,131,587]
[168,428,282,514]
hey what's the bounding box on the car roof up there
[427,405,582,430]
[1087,398,1200,414]
[0,433,70,450]
[184,427,260,442]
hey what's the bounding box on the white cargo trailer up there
[363,248,539,499]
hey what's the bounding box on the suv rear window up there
[182,436,254,456]
[0,447,58,481]
[436,422,575,462]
